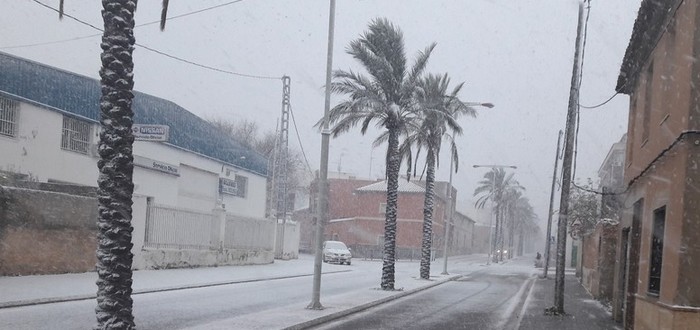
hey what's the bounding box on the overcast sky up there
[1,0,642,226]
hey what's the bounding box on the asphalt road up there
[312,263,535,330]
[0,267,373,330]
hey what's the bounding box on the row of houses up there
[0,51,299,274]
[577,1,700,328]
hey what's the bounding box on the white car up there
[322,240,352,265]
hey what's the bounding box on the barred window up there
[0,97,19,138]
[234,174,248,198]
[648,206,666,296]
[61,116,91,154]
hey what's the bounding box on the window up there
[234,174,248,198]
[0,96,19,138]
[61,116,91,154]
[379,202,386,214]
[648,206,666,296]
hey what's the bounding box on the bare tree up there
[209,118,308,214]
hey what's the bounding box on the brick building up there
[580,136,625,304]
[615,1,700,328]
[295,173,472,259]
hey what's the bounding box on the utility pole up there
[542,130,562,278]
[441,147,455,275]
[275,76,291,258]
[308,0,335,310]
[552,0,585,315]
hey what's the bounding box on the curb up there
[0,269,352,309]
[283,274,463,330]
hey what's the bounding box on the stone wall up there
[0,185,98,275]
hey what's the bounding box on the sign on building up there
[134,155,179,176]
[219,176,248,198]
[132,124,169,141]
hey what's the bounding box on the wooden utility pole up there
[552,0,585,314]
[543,130,562,278]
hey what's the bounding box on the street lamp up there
[440,102,494,275]
[464,102,495,109]
[472,164,517,265]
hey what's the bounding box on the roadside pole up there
[441,147,455,275]
[542,130,562,278]
[308,0,335,310]
[552,0,585,314]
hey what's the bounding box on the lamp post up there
[473,164,517,265]
[465,102,494,109]
[308,0,335,310]
[440,102,494,275]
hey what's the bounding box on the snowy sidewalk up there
[518,272,621,330]
[0,254,352,308]
[0,253,487,309]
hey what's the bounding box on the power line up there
[29,0,280,81]
[579,92,620,109]
[136,43,281,80]
[289,103,314,174]
[4,0,245,50]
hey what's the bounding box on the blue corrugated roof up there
[0,52,268,176]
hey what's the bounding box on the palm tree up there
[322,18,435,290]
[511,196,537,256]
[392,73,475,279]
[503,190,535,258]
[58,1,171,328]
[94,1,140,328]
[473,168,523,262]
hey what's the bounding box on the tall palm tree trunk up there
[493,203,500,262]
[498,206,505,262]
[382,127,400,290]
[508,216,515,259]
[419,149,436,279]
[95,0,138,328]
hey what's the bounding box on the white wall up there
[1,100,268,218]
[133,141,268,218]
[0,102,99,185]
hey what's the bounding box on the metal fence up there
[224,214,275,251]
[145,204,219,250]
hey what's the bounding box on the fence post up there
[213,206,226,250]
[130,195,149,270]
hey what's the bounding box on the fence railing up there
[145,204,219,250]
[224,214,275,251]
[145,204,279,252]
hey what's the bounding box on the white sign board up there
[132,124,169,141]
[133,155,180,176]
[219,178,239,195]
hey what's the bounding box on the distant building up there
[295,172,474,259]
[615,1,700,328]
[0,52,286,272]
[451,211,476,255]
[0,52,268,216]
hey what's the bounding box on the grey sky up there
[1,0,641,226]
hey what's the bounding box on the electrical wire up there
[28,0,280,80]
[4,1,245,50]
[579,92,620,109]
[289,103,314,174]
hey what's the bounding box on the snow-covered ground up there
[0,254,494,329]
